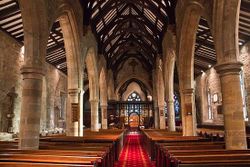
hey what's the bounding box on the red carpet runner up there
[115,132,154,167]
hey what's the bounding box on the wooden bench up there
[155,141,250,167]
[0,153,99,167]
[141,129,207,160]
[0,129,125,167]
[174,154,250,167]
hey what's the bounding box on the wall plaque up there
[71,103,79,122]
[185,103,192,115]
[160,109,164,116]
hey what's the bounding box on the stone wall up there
[115,57,152,98]
[0,31,67,134]
[195,42,250,125]
[0,31,23,133]
[40,63,68,131]
[195,68,223,125]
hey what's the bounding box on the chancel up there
[0,0,250,166]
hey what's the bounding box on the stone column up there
[154,105,159,129]
[181,88,196,136]
[19,67,45,150]
[159,105,166,129]
[101,105,108,129]
[79,90,84,136]
[67,88,80,136]
[153,68,159,129]
[90,100,99,131]
[215,62,247,150]
[167,98,176,131]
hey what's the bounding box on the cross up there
[128,59,138,73]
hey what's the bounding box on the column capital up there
[158,105,165,109]
[214,62,243,76]
[89,99,99,103]
[68,88,81,96]
[167,99,174,104]
[20,66,45,79]
[181,88,194,94]
[100,104,108,108]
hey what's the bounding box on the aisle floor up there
[115,132,155,167]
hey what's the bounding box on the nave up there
[0,0,250,166]
[1,129,250,166]
[115,131,154,167]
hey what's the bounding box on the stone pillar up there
[79,90,84,136]
[67,88,80,136]
[101,105,108,129]
[152,68,159,129]
[159,105,166,129]
[19,67,45,150]
[181,88,196,136]
[154,106,160,129]
[90,100,99,131]
[215,62,247,150]
[167,98,176,131]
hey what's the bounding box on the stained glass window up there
[174,92,180,119]
[240,70,248,121]
[126,92,142,116]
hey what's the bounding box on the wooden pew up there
[141,129,207,160]
[156,141,250,167]
[0,153,99,167]
[0,129,125,167]
[0,162,94,167]
[173,154,250,167]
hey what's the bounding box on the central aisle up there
[115,132,154,167]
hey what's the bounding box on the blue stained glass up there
[174,92,180,119]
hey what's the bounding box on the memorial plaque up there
[72,103,79,122]
[185,103,192,115]
[160,109,164,116]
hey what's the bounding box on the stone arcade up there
[0,0,250,166]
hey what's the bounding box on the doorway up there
[129,112,139,128]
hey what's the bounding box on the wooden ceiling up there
[83,0,176,78]
[0,0,249,80]
[0,0,67,73]
[194,0,250,76]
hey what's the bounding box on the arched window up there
[240,70,248,121]
[165,92,180,119]
[126,92,142,116]
[207,88,213,120]
[174,92,180,119]
[127,92,141,102]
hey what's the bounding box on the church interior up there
[0,0,250,166]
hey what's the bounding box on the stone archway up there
[162,29,177,131]
[99,67,108,129]
[156,57,166,130]
[176,0,204,136]
[51,2,84,137]
[85,47,99,131]
[18,0,84,149]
